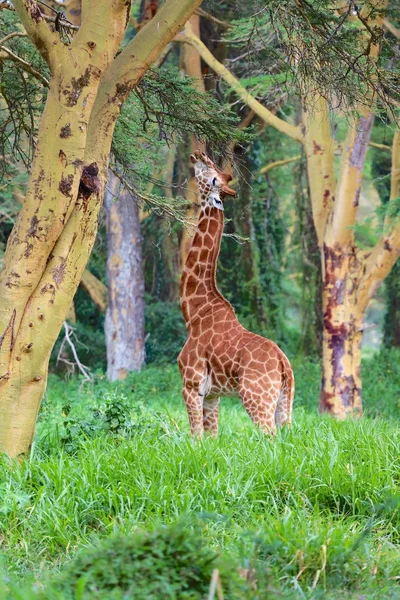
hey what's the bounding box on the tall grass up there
[0,352,399,598]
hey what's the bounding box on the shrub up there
[44,523,232,600]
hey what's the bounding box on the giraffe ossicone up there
[178,152,294,437]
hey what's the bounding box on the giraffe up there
[178,152,294,437]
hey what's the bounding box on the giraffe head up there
[190,152,236,210]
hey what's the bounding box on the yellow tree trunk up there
[0,0,202,458]
[319,245,364,416]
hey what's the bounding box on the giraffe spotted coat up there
[178,152,294,436]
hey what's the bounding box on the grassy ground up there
[0,352,399,598]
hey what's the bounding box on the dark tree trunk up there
[234,148,266,326]
[104,171,145,381]
[383,262,400,347]
[297,157,323,356]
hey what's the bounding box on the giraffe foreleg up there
[203,396,220,437]
[182,386,204,437]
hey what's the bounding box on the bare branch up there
[58,321,94,383]
[369,141,392,151]
[0,31,27,44]
[80,269,108,313]
[0,44,49,86]
[260,155,301,174]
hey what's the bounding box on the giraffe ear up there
[190,154,197,164]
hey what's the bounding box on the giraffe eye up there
[212,177,217,186]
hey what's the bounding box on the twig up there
[57,321,93,383]
[0,31,28,45]
[207,569,224,600]
[0,45,49,87]
[369,142,392,152]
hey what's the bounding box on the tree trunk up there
[104,171,145,381]
[0,0,202,458]
[319,244,363,417]
[234,148,266,326]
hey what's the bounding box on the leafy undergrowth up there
[0,352,399,599]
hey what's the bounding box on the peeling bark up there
[319,243,363,417]
[104,171,145,381]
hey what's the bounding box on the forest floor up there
[0,353,399,599]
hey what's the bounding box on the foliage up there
[226,0,400,114]
[0,12,49,181]
[111,66,252,220]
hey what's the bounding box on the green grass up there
[0,352,400,598]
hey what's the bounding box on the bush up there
[43,523,234,600]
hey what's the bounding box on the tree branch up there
[361,129,400,305]
[260,155,301,174]
[195,7,233,29]
[72,0,129,63]
[0,1,79,30]
[12,0,61,69]
[84,0,203,164]
[176,22,303,143]
[80,269,107,313]
[0,31,27,44]
[383,18,400,39]
[0,44,49,86]
[328,0,388,246]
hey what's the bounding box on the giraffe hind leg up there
[239,385,280,435]
[275,370,294,428]
[275,382,289,428]
[203,396,220,437]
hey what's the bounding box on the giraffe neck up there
[180,206,231,327]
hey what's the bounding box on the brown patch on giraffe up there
[199,249,209,262]
[193,263,202,277]
[204,234,213,249]
[186,276,198,296]
[198,219,208,233]
[208,219,219,235]
[323,189,330,207]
